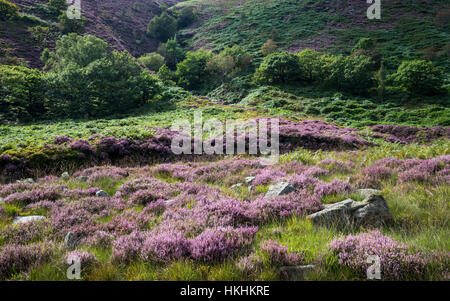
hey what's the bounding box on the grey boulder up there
[245,176,256,184]
[356,188,382,199]
[265,182,295,199]
[307,194,392,228]
[64,232,78,250]
[95,190,110,198]
[61,172,70,179]
[13,215,45,224]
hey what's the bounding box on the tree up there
[41,33,108,71]
[324,55,376,94]
[351,37,381,67]
[0,0,19,20]
[206,54,236,83]
[157,64,176,85]
[254,51,300,84]
[157,39,185,69]
[220,45,252,70]
[297,49,324,83]
[392,60,444,96]
[139,52,165,71]
[176,48,213,90]
[261,39,278,56]
[42,34,162,118]
[176,6,196,28]
[147,12,177,42]
[0,65,46,122]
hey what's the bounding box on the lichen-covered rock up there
[356,188,381,199]
[95,190,110,198]
[307,194,392,228]
[13,215,45,225]
[265,182,295,199]
[64,232,78,250]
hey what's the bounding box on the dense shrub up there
[139,52,165,71]
[297,49,325,83]
[176,49,213,90]
[157,39,185,69]
[254,52,300,84]
[176,6,196,28]
[43,34,162,118]
[220,45,253,70]
[0,0,18,20]
[0,65,46,122]
[147,12,177,42]
[206,54,236,83]
[324,55,376,94]
[392,60,444,96]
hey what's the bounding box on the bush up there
[324,55,376,94]
[147,11,177,42]
[261,39,278,56]
[157,39,185,69]
[139,52,165,71]
[392,60,444,96]
[206,54,236,83]
[254,51,300,84]
[176,6,196,28]
[0,65,46,122]
[176,48,213,90]
[0,0,19,20]
[220,45,252,70]
[297,49,325,83]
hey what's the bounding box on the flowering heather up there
[0,243,53,280]
[369,125,450,144]
[0,182,37,197]
[81,231,115,248]
[236,253,263,274]
[329,231,428,280]
[260,240,302,266]
[131,189,169,205]
[190,226,258,262]
[66,251,99,271]
[141,230,190,263]
[287,173,319,190]
[73,166,129,183]
[0,220,52,245]
[303,166,330,177]
[115,177,176,198]
[63,187,102,198]
[314,179,353,199]
[142,199,166,215]
[4,188,62,205]
[112,231,146,264]
[253,169,287,186]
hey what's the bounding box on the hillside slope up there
[1,0,184,68]
[178,0,450,70]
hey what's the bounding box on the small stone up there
[280,265,315,281]
[245,176,256,184]
[265,182,295,199]
[13,215,45,224]
[231,183,244,189]
[17,178,34,184]
[64,232,78,250]
[0,197,4,205]
[76,176,88,182]
[165,199,175,206]
[61,172,70,179]
[95,190,110,198]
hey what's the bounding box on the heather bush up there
[0,243,53,280]
[190,226,258,262]
[329,231,428,280]
[111,231,146,264]
[260,240,303,267]
[141,230,190,263]
[314,179,353,199]
[236,253,263,274]
[66,251,100,272]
